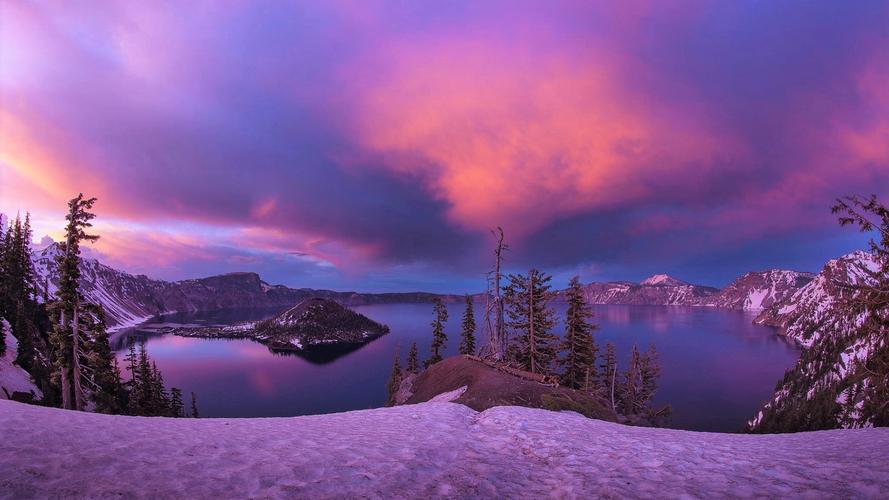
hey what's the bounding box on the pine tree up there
[1,213,39,358]
[13,301,35,371]
[558,276,599,390]
[386,351,403,406]
[191,392,200,418]
[19,213,36,302]
[459,295,476,355]
[620,344,642,416]
[50,194,99,410]
[124,342,141,414]
[84,304,124,414]
[600,342,618,411]
[426,298,449,367]
[406,342,420,374]
[638,344,662,410]
[504,269,557,374]
[0,215,7,343]
[150,362,170,415]
[170,388,184,417]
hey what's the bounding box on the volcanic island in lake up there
[171,298,390,353]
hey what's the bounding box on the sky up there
[2,1,888,292]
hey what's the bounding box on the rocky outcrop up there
[400,355,617,422]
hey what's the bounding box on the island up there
[170,298,390,353]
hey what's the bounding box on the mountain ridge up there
[33,243,818,330]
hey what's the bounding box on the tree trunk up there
[528,270,536,374]
[72,302,84,411]
[489,227,506,360]
[610,363,617,413]
[59,309,71,410]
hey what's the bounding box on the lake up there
[112,303,799,432]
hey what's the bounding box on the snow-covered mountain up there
[749,251,888,431]
[701,270,815,311]
[2,399,888,497]
[32,244,461,331]
[579,270,815,311]
[639,274,688,287]
[580,275,719,306]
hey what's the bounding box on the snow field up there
[1,399,887,499]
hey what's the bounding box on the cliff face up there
[702,270,815,311]
[749,251,888,431]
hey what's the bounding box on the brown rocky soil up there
[401,355,618,422]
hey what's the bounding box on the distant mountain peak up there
[640,274,687,287]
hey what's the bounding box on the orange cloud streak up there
[348,37,742,236]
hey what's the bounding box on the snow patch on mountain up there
[640,274,687,286]
[755,252,879,347]
[703,270,815,311]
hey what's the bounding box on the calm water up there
[112,303,799,432]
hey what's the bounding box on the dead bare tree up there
[483,227,508,360]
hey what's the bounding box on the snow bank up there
[1,400,887,498]
[0,320,41,400]
[428,385,468,403]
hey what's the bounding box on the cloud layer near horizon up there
[2,1,888,290]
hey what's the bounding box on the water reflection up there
[111,303,800,432]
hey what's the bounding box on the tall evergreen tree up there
[50,194,99,410]
[19,213,36,302]
[459,295,477,355]
[638,344,662,411]
[1,213,39,358]
[426,298,449,367]
[13,301,36,370]
[504,269,557,374]
[406,342,420,374]
[386,351,403,406]
[600,342,618,411]
[82,304,124,414]
[191,392,200,418]
[558,276,599,390]
[620,344,642,415]
[170,388,184,417]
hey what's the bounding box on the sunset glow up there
[2,1,888,290]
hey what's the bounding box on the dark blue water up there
[112,303,799,432]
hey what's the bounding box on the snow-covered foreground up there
[1,400,887,499]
